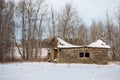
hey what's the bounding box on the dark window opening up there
[85,53,90,57]
[79,53,84,57]
[54,49,58,51]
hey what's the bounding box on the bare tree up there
[0,0,5,62]
[90,20,101,42]
[16,0,47,60]
[51,7,56,37]
[77,24,87,45]
[58,3,73,40]
[105,12,119,60]
[0,0,15,62]
[18,0,26,59]
[113,8,120,60]
[90,20,104,42]
[57,2,81,42]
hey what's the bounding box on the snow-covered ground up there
[0,62,120,80]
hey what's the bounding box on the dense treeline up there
[0,0,120,62]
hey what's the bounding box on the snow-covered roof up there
[87,39,111,48]
[57,38,111,49]
[57,38,81,48]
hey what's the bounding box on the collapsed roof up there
[57,38,111,48]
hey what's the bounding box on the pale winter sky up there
[48,0,120,26]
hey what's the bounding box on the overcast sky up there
[48,0,120,26]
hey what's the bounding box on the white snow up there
[87,39,111,48]
[41,48,48,58]
[14,48,48,59]
[32,48,48,58]
[0,62,120,80]
[13,47,23,59]
[57,38,81,48]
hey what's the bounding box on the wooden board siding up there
[58,47,108,64]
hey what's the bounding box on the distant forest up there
[0,0,120,62]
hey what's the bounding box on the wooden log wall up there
[58,47,109,64]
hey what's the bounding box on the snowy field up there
[0,62,120,80]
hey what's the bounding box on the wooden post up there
[51,49,54,62]
[57,48,60,63]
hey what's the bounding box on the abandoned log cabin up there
[48,37,111,64]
